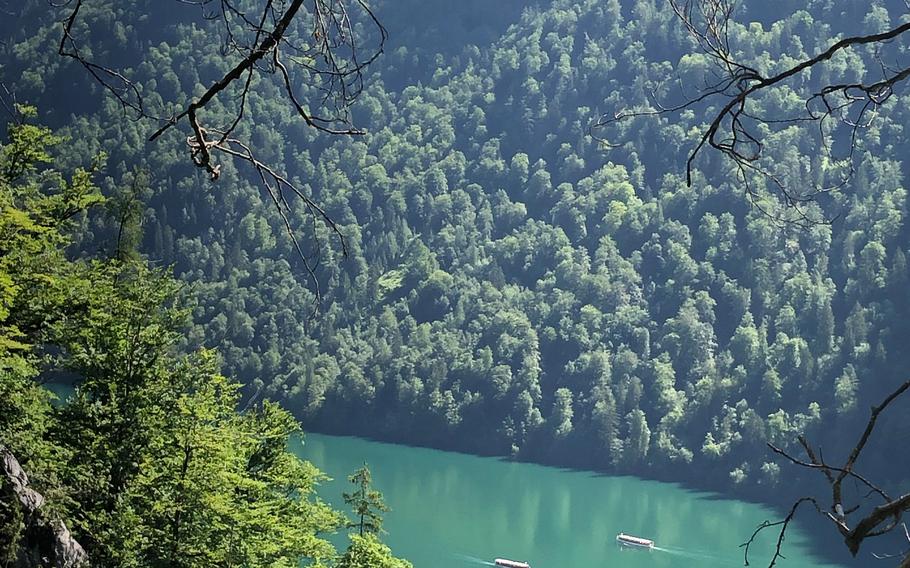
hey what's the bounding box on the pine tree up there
[343,465,390,537]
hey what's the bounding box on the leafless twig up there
[0,82,21,124]
[745,379,910,567]
[592,0,910,226]
[741,497,822,567]
[55,0,386,306]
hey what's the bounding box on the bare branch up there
[767,442,891,504]
[56,0,386,297]
[148,0,310,145]
[57,0,150,120]
[592,1,910,224]
[0,81,21,124]
[758,379,910,566]
[838,380,910,489]
[185,127,348,311]
[740,497,821,567]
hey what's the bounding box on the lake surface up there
[295,434,849,568]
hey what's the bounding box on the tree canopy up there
[3,0,910,564]
[0,113,401,566]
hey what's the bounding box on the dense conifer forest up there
[2,0,910,564]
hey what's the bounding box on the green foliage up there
[44,265,345,567]
[0,116,378,567]
[105,168,149,261]
[376,269,405,300]
[0,106,59,182]
[0,475,25,565]
[2,0,909,498]
[0,115,102,500]
[337,534,413,568]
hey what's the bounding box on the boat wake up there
[455,553,496,566]
[652,545,735,564]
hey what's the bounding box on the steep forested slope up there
[0,113,408,567]
[2,0,908,499]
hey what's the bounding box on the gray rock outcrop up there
[1,445,88,567]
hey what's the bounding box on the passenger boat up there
[616,532,655,548]
[494,559,531,568]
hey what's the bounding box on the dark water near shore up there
[295,433,852,568]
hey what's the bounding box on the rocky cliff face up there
[1,446,88,568]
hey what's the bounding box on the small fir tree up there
[343,465,389,537]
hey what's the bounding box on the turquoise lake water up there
[295,433,853,568]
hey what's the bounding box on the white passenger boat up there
[616,532,655,548]
[494,558,531,568]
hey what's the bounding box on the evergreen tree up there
[343,465,390,537]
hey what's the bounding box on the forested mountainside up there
[2,0,909,500]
